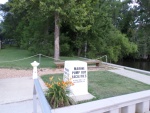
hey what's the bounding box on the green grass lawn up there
[42,71,150,100]
[0,48,85,69]
[0,47,54,69]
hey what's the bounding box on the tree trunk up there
[54,12,60,61]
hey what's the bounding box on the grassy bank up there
[0,48,54,69]
[0,48,84,69]
[42,71,150,100]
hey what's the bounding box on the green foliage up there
[112,0,150,59]
[45,77,74,108]
[60,34,71,56]
[83,1,137,62]
[39,0,97,32]
[86,26,137,62]
[135,0,150,59]
[1,0,139,62]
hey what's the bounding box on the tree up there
[119,0,150,59]
[82,0,137,62]
[6,0,98,60]
[1,0,138,62]
[41,0,98,60]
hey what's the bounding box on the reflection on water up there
[116,60,150,71]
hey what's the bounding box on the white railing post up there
[31,61,39,79]
[31,61,40,113]
[109,109,120,113]
[33,86,37,113]
[136,101,150,113]
[121,105,136,113]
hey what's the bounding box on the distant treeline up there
[0,0,149,62]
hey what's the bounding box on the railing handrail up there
[34,79,52,113]
[50,90,150,113]
[97,55,107,62]
[31,61,52,113]
[102,62,150,75]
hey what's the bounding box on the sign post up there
[64,60,94,102]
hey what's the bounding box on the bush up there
[45,77,74,108]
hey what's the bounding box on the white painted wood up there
[109,109,120,113]
[51,90,150,113]
[145,111,150,113]
[143,101,150,112]
[103,112,109,113]
[121,104,136,113]
[136,101,149,113]
[149,100,150,111]
[31,61,39,79]
[102,109,120,113]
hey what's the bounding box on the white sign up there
[64,60,88,96]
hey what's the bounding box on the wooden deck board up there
[54,60,101,68]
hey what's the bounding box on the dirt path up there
[0,64,113,79]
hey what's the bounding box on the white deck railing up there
[102,62,150,75]
[31,61,52,113]
[51,90,150,113]
[31,61,150,113]
[51,62,150,113]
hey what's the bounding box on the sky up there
[0,0,8,22]
[0,0,8,4]
[129,0,139,8]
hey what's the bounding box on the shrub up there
[45,77,74,108]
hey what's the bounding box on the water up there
[116,60,150,71]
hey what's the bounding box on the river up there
[115,60,150,71]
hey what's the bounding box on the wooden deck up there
[54,60,101,68]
